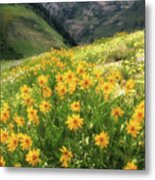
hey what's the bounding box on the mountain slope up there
[0,4,67,60]
[42,0,145,44]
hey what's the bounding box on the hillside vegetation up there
[0,4,67,60]
[73,31,144,64]
[0,31,145,169]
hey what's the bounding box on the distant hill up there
[42,0,145,44]
[0,4,67,60]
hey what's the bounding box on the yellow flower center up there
[73,119,78,125]
[32,155,38,161]
[13,140,17,145]
[84,80,89,85]
[138,112,143,117]
[99,137,104,143]
[130,126,135,132]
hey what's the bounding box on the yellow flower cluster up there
[126,101,144,138]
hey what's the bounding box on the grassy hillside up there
[0,4,67,60]
[0,31,144,169]
[73,31,144,63]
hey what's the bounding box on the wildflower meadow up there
[0,31,145,169]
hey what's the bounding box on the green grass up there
[0,4,68,60]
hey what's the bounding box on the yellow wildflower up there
[70,101,80,112]
[68,81,77,95]
[138,100,145,110]
[38,75,48,87]
[93,68,102,80]
[27,107,39,125]
[94,131,109,149]
[20,135,32,150]
[26,149,40,167]
[13,115,25,127]
[102,82,113,95]
[124,161,138,170]
[20,85,31,95]
[60,146,73,168]
[7,134,19,152]
[2,102,10,111]
[108,70,122,83]
[132,101,145,124]
[132,108,144,123]
[111,107,124,120]
[76,64,85,75]
[66,114,84,131]
[126,79,135,92]
[0,156,6,167]
[56,73,64,82]
[0,129,8,143]
[39,100,51,113]
[80,74,92,89]
[42,86,52,98]
[9,123,14,132]
[126,120,142,138]
[0,110,10,123]
[55,83,67,98]
[22,94,34,106]
[64,70,75,83]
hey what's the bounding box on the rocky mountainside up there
[42,0,145,44]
